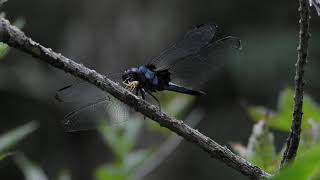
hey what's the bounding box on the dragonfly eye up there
[122,74,128,81]
[122,72,130,81]
[122,72,136,83]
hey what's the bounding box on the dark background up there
[1,0,320,179]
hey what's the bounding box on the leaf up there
[267,88,296,131]
[247,106,273,122]
[0,121,38,153]
[95,149,149,180]
[271,143,320,180]
[95,164,126,180]
[14,154,48,180]
[248,88,320,132]
[0,152,12,160]
[0,42,9,59]
[247,121,277,173]
[231,121,277,173]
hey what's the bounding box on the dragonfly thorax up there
[122,65,161,92]
[122,66,157,83]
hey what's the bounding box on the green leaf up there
[0,121,38,153]
[99,124,131,160]
[95,164,126,180]
[247,106,271,122]
[95,150,149,180]
[0,152,12,160]
[0,42,9,59]
[231,121,277,173]
[271,143,320,180]
[247,121,277,173]
[249,88,320,132]
[268,88,295,131]
[14,154,48,180]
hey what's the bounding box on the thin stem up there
[280,0,311,168]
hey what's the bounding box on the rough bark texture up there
[0,18,271,179]
[280,0,311,168]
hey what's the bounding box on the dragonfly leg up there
[140,88,146,100]
[122,81,139,91]
[139,88,147,120]
[144,89,161,110]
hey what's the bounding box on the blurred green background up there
[1,0,320,179]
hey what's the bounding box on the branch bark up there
[0,17,271,179]
[280,0,311,168]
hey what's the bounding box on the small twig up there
[0,18,271,179]
[280,0,311,168]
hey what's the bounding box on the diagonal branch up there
[280,0,311,168]
[0,17,271,179]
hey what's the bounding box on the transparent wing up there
[161,36,241,88]
[55,79,136,132]
[148,23,217,70]
[55,82,106,104]
[147,23,241,88]
[55,72,123,103]
[61,96,131,132]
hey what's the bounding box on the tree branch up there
[280,0,311,168]
[0,17,271,179]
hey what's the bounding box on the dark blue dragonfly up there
[56,23,241,131]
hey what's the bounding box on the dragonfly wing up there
[148,24,217,70]
[55,72,124,103]
[56,78,133,132]
[62,98,110,131]
[62,95,131,132]
[55,82,106,104]
[147,24,241,89]
[164,36,241,88]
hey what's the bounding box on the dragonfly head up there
[122,68,140,91]
[122,67,139,83]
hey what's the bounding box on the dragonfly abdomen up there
[164,82,205,96]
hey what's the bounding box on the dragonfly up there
[56,23,241,131]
